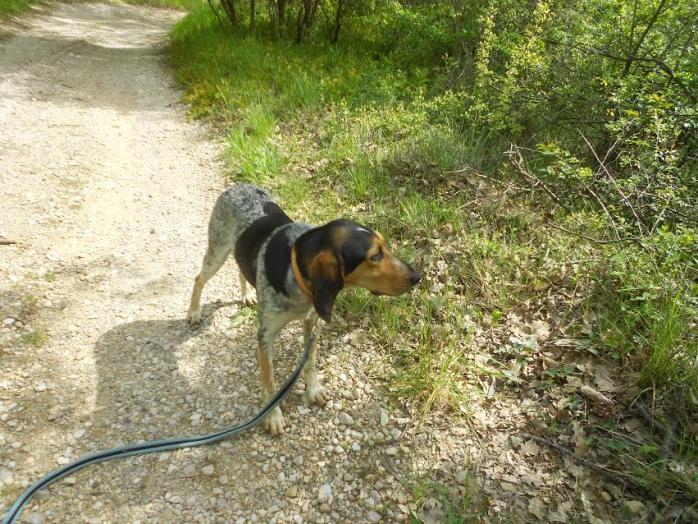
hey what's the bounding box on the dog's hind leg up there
[187,244,231,325]
[239,270,257,306]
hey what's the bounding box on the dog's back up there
[208,184,292,287]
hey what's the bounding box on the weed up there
[20,294,39,319]
[21,328,48,348]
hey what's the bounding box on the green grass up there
[0,0,36,18]
[121,0,203,9]
[21,328,48,348]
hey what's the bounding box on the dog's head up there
[294,220,421,322]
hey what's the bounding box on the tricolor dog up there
[187,184,421,434]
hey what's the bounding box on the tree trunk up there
[277,0,286,26]
[219,0,238,27]
[331,0,345,43]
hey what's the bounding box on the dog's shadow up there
[90,301,263,446]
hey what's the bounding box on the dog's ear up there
[307,251,344,322]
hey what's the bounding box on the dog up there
[187,184,421,434]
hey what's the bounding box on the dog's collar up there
[291,245,313,302]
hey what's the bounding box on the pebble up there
[319,503,331,514]
[367,511,382,522]
[351,442,361,452]
[338,412,354,426]
[624,501,645,514]
[385,447,398,456]
[202,465,215,476]
[379,409,389,427]
[0,469,13,485]
[3,318,16,327]
[285,486,298,498]
[24,513,45,524]
[318,484,332,503]
[34,382,47,392]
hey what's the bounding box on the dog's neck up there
[290,244,313,302]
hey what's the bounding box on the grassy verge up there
[120,0,202,9]
[0,0,37,18]
[169,5,697,518]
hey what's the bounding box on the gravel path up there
[0,3,423,523]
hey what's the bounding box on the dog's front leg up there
[303,313,328,405]
[257,317,285,435]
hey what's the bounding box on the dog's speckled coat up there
[188,183,421,434]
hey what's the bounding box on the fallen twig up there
[506,144,566,208]
[579,131,647,237]
[633,403,676,459]
[521,432,629,487]
[579,385,614,405]
[545,221,637,244]
[0,238,18,245]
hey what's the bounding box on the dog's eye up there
[370,251,384,263]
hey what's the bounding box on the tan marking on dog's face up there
[344,233,418,296]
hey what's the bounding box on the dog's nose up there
[409,269,422,285]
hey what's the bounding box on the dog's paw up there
[242,293,258,306]
[263,407,285,436]
[305,384,329,405]
[186,308,202,326]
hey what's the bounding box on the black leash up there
[1,334,314,524]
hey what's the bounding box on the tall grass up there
[0,0,35,17]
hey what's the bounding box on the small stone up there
[624,500,645,514]
[338,413,354,426]
[202,464,215,476]
[285,486,298,498]
[379,409,389,427]
[3,318,15,327]
[455,470,468,483]
[334,445,345,454]
[351,442,361,452]
[0,469,14,485]
[34,382,47,392]
[385,447,398,456]
[319,503,331,514]
[219,475,229,485]
[35,490,51,501]
[389,428,401,441]
[24,514,45,524]
[367,511,382,522]
[318,484,332,503]
[293,456,304,466]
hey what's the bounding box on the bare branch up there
[578,131,647,237]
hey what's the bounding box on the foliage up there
[0,0,36,17]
